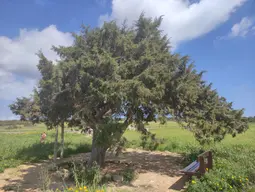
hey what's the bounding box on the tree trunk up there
[53,126,59,163]
[89,129,107,167]
[88,120,131,167]
[60,122,65,159]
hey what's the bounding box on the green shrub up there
[186,170,250,192]
[122,168,137,183]
[125,140,140,148]
[140,134,164,151]
[72,162,101,188]
[39,166,52,191]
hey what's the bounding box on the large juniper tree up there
[30,14,248,166]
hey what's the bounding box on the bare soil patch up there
[0,149,188,192]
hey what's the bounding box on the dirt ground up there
[0,149,189,192]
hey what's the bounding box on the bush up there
[186,170,250,192]
[124,140,140,148]
[122,168,137,183]
[153,138,200,154]
[140,133,165,151]
[72,162,101,188]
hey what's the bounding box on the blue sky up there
[0,0,254,120]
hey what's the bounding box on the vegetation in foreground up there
[0,122,254,191]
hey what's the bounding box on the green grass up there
[0,126,91,172]
[124,122,255,151]
[124,121,199,152]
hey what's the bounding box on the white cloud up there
[99,0,247,47]
[0,69,36,101]
[252,26,255,33]
[0,25,73,116]
[0,25,73,78]
[229,17,254,37]
[215,17,255,42]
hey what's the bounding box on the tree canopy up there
[9,89,41,124]
[9,14,248,166]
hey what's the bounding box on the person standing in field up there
[40,132,47,143]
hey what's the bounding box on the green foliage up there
[36,52,69,128]
[186,171,250,192]
[94,119,127,148]
[36,13,247,149]
[72,162,101,188]
[9,91,41,124]
[186,161,251,192]
[140,133,165,151]
[122,168,138,183]
[186,140,255,191]
[39,166,52,191]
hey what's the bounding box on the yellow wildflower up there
[206,168,209,171]
[246,178,249,181]
[83,186,87,189]
[79,187,82,190]
[191,180,196,184]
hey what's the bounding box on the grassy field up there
[0,122,254,170]
[125,121,255,152]
[0,126,91,172]
[0,122,254,191]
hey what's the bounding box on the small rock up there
[112,174,123,182]
[63,169,70,179]
[56,168,71,180]
[103,173,112,181]
[47,164,57,171]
